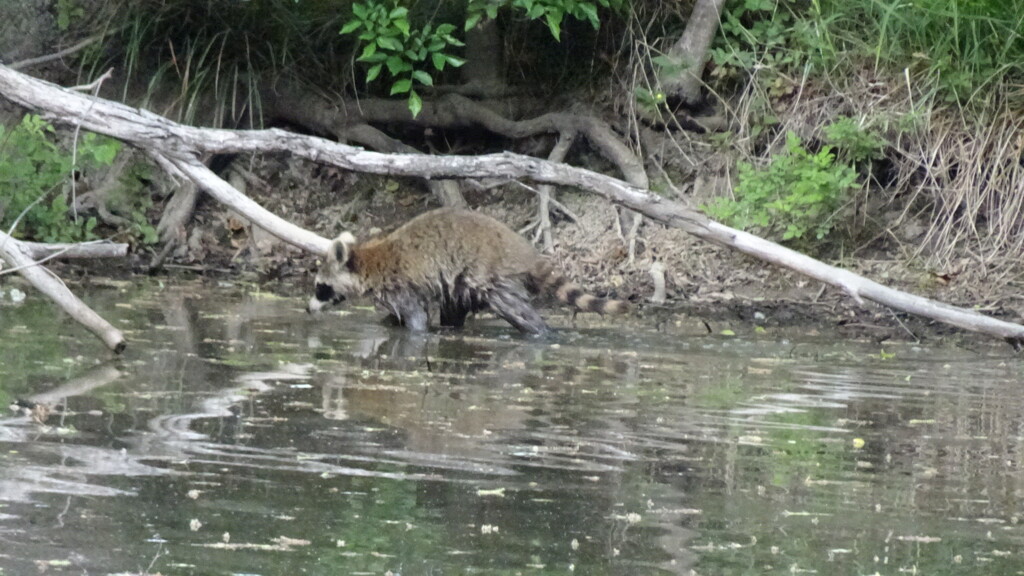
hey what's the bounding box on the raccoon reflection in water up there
[307,208,628,334]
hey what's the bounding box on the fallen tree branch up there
[20,240,129,260]
[1,64,1022,348]
[0,231,126,353]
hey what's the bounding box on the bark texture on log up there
[20,241,128,260]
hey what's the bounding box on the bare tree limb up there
[0,231,126,353]
[1,64,1023,348]
[20,240,128,260]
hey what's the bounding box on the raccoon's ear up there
[328,232,357,264]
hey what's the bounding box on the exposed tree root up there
[660,0,728,106]
[2,64,1023,349]
[263,84,647,254]
[338,124,466,207]
[73,148,133,227]
[532,131,575,251]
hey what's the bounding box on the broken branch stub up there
[0,232,126,354]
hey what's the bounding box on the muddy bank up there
[40,154,1019,349]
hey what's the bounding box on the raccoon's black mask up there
[307,282,346,313]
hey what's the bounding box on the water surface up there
[1,279,1022,575]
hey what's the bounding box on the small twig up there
[649,261,667,304]
[68,68,114,222]
[144,542,166,575]
[507,180,580,223]
[887,309,921,343]
[55,496,73,528]
[68,67,114,93]
[9,32,110,71]
[5,183,61,237]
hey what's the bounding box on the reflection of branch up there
[28,362,124,405]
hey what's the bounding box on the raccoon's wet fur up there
[307,208,629,334]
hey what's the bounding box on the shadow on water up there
[2,279,1024,574]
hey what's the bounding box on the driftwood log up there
[1,64,1023,349]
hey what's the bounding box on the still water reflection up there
[1,279,1023,575]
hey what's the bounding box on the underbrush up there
[0,114,157,245]
[705,0,1024,271]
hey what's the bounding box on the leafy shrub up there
[821,116,886,164]
[342,0,624,116]
[0,115,107,242]
[703,132,859,242]
[0,114,155,245]
[342,0,466,118]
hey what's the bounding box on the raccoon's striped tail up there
[533,263,629,314]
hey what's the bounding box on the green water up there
[1,279,1023,575]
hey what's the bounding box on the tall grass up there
[708,0,1024,275]
[812,0,1024,109]
[82,0,353,126]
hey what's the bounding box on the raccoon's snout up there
[315,283,337,303]
[308,283,346,314]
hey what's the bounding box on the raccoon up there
[307,208,628,334]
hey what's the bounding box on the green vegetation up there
[703,132,858,242]
[704,0,1023,256]
[466,0,623,40]
[342,0,466,118]
[341,0,624,116]
[713,0,1024,108]
[0,114,110,242]
[820,116,886,165]
[0,114,156,244]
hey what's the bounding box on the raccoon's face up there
[307,232,362,313]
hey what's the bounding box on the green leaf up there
[408,89,422,118]
[390,78,412,95]
[377,36,403,51]
[340,19,362,35]
[394,18,410,36]
[577,3,599,28]
[366,63,383,82]
[386,55,406,74]
[445,55,466,67]
[465,13,482,30]
[545,10,563,40]
[352,3,368,19]
[432,51,447,70]
[388,6,408,19]
[411,70,434,86]
[359,42,378,60]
